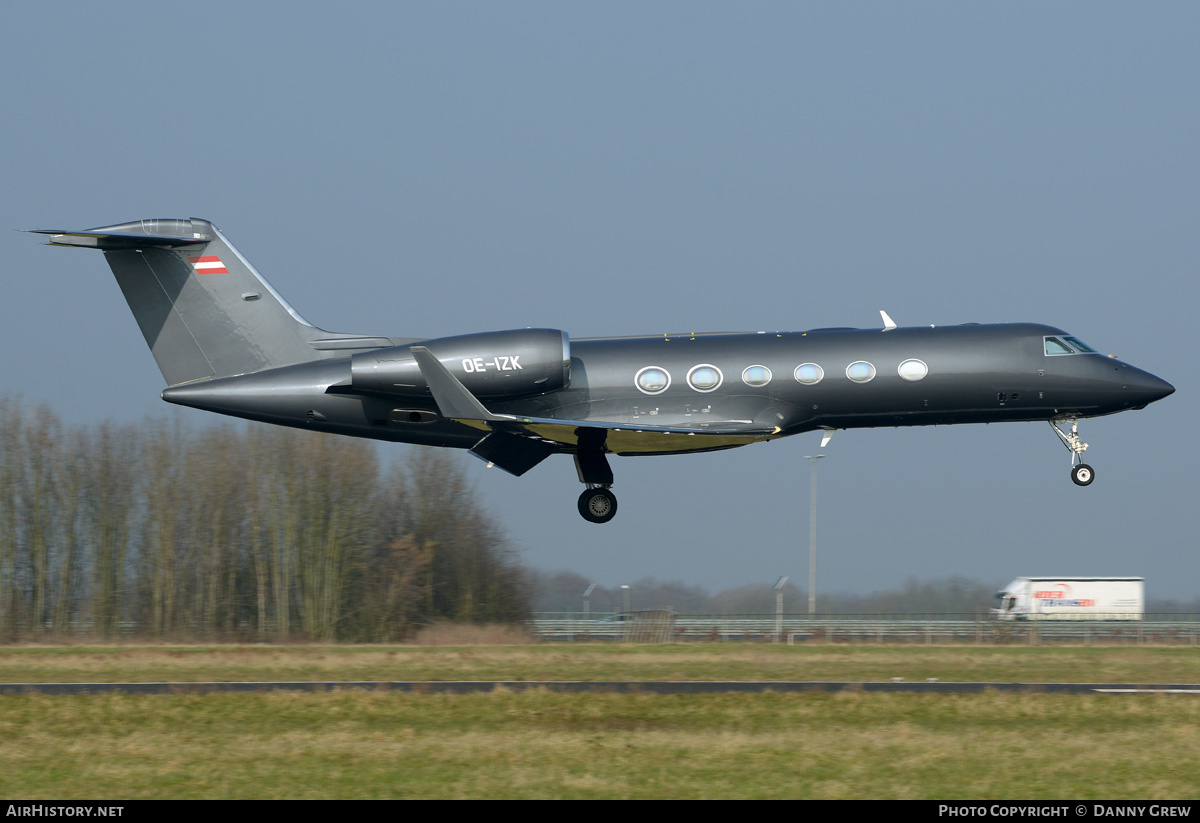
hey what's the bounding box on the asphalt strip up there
[3,681,1200,696]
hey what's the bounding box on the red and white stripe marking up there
[188,255,229,274]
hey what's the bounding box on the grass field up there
[0,643,1198,684]
[2,644,1199,799]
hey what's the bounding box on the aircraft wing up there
[409,346,776,473]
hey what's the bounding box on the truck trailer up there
[992,577,1144,621]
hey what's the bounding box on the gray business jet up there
[29,218,1174,523]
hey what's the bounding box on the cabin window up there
[846,361,876,383]
[742,365,772,387]
[795,363,824,385]
[687,364,723,393]
[1044,337,1075,355]
[897,359,928,382]
[635,366,671,395]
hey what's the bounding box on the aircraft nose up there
[1125,367,1174,409]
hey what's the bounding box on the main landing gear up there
[1050,418,1094,487]
[575,449,618,523]
[578,488,618,523]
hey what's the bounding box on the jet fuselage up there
[161,322,1172,456]
[32,217,1174,522]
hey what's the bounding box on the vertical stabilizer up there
[30,218,359,385]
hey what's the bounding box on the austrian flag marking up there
[188,255,229,274]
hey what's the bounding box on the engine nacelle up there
[350,328,571,400]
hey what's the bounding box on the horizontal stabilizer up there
[24,228,207,250]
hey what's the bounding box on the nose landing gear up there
[1071,464,1094,486]
[1050,419,1094,486]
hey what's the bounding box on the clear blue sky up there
[3,2,1195,598]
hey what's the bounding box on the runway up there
[3,681,1199,695]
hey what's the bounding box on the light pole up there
[619,584,631,643]
[805,455,826,615]
[582,583,596,617]
[774,576,788,643]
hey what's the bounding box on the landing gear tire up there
[1052,420,1096,488]
[578,488,618,524]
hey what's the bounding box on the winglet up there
[410,346,505,422]
[880,310,897,331]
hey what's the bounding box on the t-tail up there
[27,218,398,385]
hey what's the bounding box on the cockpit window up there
[1045,335,1100,356]
[1044,337,1075,356]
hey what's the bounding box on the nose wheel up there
[1051,419,1095,487]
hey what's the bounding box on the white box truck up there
[992,577,1144,621]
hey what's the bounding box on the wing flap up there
[469,431,556,476]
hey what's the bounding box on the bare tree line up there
[0,400,529,641]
